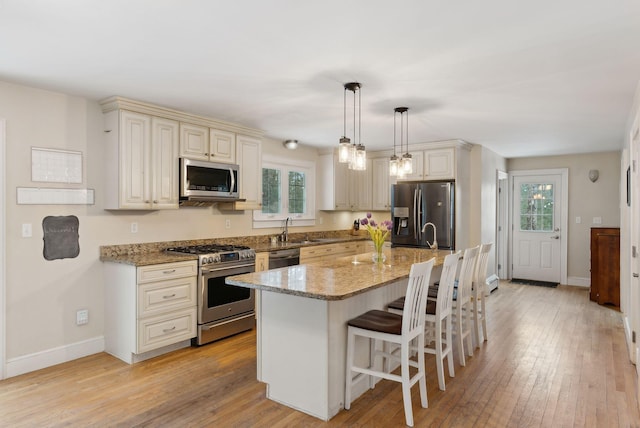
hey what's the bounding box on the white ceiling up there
[1,0,639,158]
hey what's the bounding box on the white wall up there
[0,80,374,376]
[469,145,507,280]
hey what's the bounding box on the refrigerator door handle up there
[417,188,423,240]
[413,188,419,241]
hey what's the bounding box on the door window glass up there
[519,183,554,231]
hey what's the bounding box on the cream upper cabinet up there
[104,110,179,210]
[349,159,372,211]
[424,148,455,179]
[319,151,374,211]
[318,152,350,210]
[397,148,455,181]
[179,123,209,160]
[372,158,396,211]
[151,117,180,209]
[234,135,262,210]
[179,123,236,164]
[209,128,236,164]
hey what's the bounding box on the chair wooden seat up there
[347,309,402,335]
[387,296,437,315]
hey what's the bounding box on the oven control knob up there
[213,254,220,263]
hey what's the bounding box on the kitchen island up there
[226,247,450,421]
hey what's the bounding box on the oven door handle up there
[201,262,255,274]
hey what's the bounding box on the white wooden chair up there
[472,243,493,346]
[344,258,435,427]
[388,251,461,391]
[452,245,479,366]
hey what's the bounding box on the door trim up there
[509,168,568,285]
[0,118,5,379]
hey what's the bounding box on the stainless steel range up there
[165,244,256,345]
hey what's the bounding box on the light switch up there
[575,216,581,224]
[593,217,602,224]
[21,223,32,238]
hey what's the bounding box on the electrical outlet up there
[21,223,32,238]
[131,222,138,233]
[575,216,581,224]
[76,309,89,326]
[593,217,602,224]
[225,219,231,229]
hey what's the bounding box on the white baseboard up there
[566,276,590,288]
[5,336,104,378]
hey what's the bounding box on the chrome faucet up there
[281,217,291,242]
[421,222,438,249]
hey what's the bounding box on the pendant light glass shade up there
[338,137,351,163]
[338,82,366,170]
[391,107,410,176]
[389,154,399,176]
[401,153,413,174]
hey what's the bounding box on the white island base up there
[257,279,408,420]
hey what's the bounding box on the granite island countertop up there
[226,247,452,300]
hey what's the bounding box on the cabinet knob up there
[153,200,158,204]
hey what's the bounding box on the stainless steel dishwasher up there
[269,248,300,268]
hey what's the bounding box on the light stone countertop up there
[226,247,453,301]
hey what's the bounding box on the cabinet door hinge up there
[633,331,636,343]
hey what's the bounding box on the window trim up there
[252,155,316,228]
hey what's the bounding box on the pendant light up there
[399,107,412,175]
[338,82,366,170]
[389,107,405,177]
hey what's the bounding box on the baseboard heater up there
[486,274,499,295]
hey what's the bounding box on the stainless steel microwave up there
[179,158,240,202]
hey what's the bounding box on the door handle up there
[633,273,639,278]
[550,235,560,240]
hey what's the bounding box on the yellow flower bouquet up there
[360,213,393,263]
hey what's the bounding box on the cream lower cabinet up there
[104,260,197,364]
[255,252,269,272]
[103,110,179,210]
[300,241,365,264]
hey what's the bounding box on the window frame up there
[252,155,316,228]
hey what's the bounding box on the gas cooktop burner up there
[165,244,250,254]
[165,244,255,268]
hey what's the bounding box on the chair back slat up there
[437,252,461,317]
[457,246,480,304]
[402,258,435,334]
[474,243,493,290]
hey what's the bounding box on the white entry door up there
[511,169,568,283]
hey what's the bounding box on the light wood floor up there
[1,282,639,427]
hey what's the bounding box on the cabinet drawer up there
[300,245,333,258]
[137,260,197,284]
[138,276,197,317]
[137,307,197,354]
[333,241,363,256]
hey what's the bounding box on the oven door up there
[200,263,255,325]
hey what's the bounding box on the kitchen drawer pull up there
[162,269,176,274]
[162,326,176,333]
[162,293,177,299]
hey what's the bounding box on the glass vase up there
[372,241,386,263]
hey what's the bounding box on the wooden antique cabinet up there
[590,227,620,308]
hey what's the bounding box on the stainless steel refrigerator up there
[391,181,455,249]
